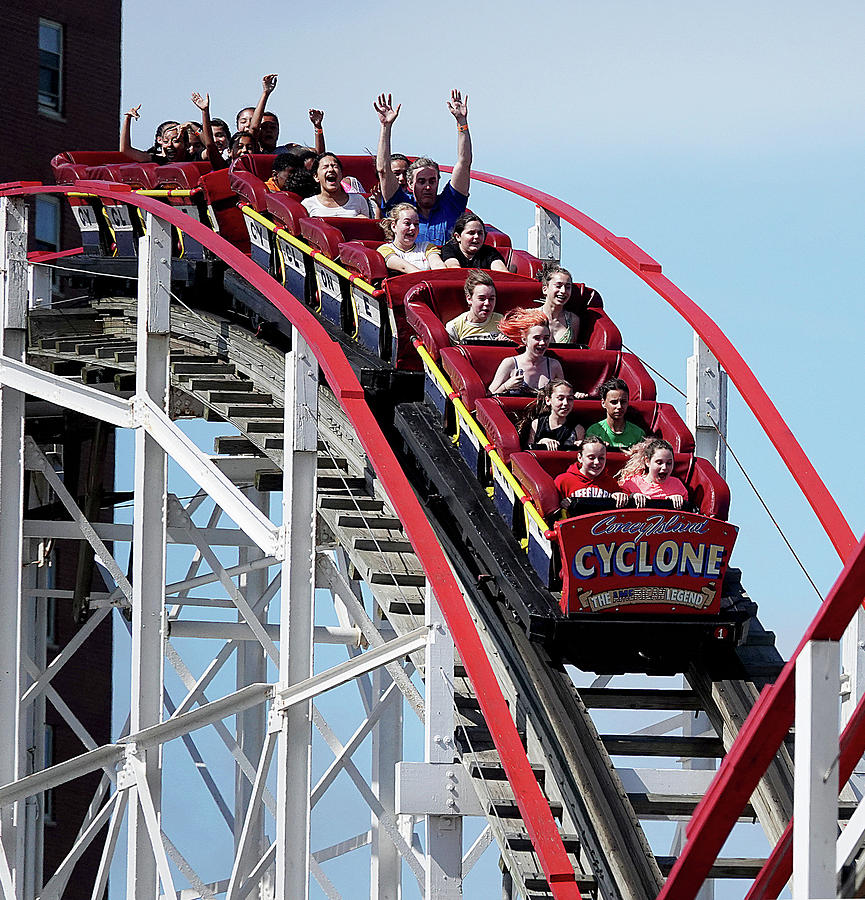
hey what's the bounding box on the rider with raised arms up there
[373,90,472,246]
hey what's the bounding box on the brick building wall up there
[0,1,121,248]
[1,4,121,895]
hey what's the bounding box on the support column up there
[371,604,403,900]
[841,610,865,725]
[793,640,840,899]
[687,334,728,478]
[671,677,714,900]
[127,213,171,899]
[235,488,269,878]
[527,206,561,263]
[424,583,462,898]
[275,333,318,900]
[0,196,29,900]
[21,536,47,900]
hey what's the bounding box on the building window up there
[38,20,63,114]
[35,196,61,253]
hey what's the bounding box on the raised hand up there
[262,74,278,94]
[308,108,324,128]
[373,93,401,127]
[446,89,468,123]
[126,104,141,120]
[190,92,209,111]
[367,182,383,206]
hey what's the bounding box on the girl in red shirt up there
[554,436,628,512]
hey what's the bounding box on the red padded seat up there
[299,219,342,259]
[507,249,544,279]
[200,168,249,251]
[483,225,511,250]
[265,194,307,236]
[314,217,385,243]
[53,163,91,184]
[230,153,277,181]
[230,169,269,212]
[86,163,158,189]
[439,346,656,412]
[510,450,697,521]
[407,277,622,360]
[474,397,694,463]
[405,272,541,360]
[51,151,131,180]
[338,242,388,283]
[335,155,377,193]
[153,162,211,190]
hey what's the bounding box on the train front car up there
[548,499,746,674]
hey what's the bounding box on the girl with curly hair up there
[618,438,689,509]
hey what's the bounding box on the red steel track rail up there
[658,531,865,900]
[0,183,582,898]
[10,163,860,898]
[745,686,865,899]
[434,166,863,898]
[441,165,856,562]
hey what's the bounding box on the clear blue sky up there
[113,1,864,895]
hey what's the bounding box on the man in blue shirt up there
[373,91,472,247]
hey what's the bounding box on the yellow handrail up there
[241,207,378,295]
[412,340,551,534]
[135,189,196,198]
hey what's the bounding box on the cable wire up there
[621,342,687,399]
[620,339,821,595]
[30,260,138,281]
[166,286,232,346]
[708,413,823,600]
[319,434,424,634]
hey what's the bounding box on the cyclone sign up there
[555,510,738,615]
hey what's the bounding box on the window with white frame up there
[38,20,63,114]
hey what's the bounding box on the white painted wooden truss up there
[0,202,500,899]
[2,197,862,900]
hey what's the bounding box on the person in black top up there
[519,379,586,450]
[441,212,509,272]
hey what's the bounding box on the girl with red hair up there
[488,308,564,397]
